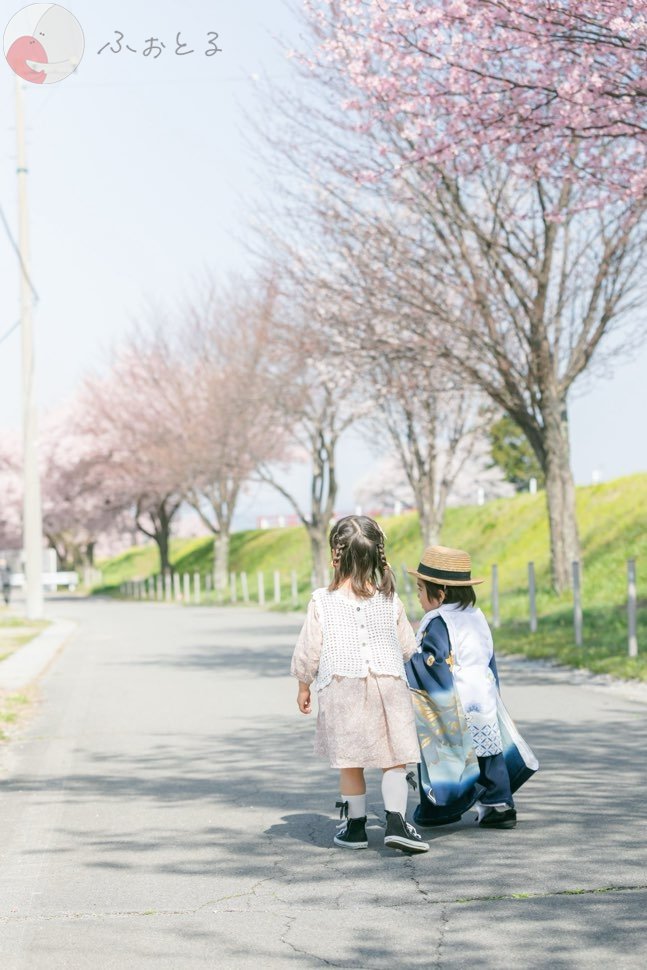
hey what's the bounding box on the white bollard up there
[230,571,237,603]
[274,570,281,604]
[291,569,298,607]
[258,571,265,606]
[628,559,638,658]
[241,571,249,604]
[400,564,415,617]
[573,561,583,647]
[164,573,172,602]
[173,572,181,602]
[193,572,201,605]
[183,572,190,603]
[528,562,537,633]
[156,576,163,601]
[491,564,500,629]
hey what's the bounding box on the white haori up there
[438,603,503,758]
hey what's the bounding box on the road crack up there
[0,883,644,924]
[280,916,345,967]
[449,883,647,905]
[435,906,449,968]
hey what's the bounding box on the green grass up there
[0,614,50,663]
[95,473,647,680]
[0,691,31,743]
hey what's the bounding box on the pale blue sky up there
[1,0,646,530]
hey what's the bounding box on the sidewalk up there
[0,619,75,691]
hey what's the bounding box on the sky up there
[1,0,646,532]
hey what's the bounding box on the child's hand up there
[297,684,312,714]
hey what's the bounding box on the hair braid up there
[377,539,396,596]
[327,515,396,598]
[331,540,346,568]
[378,540,388,572]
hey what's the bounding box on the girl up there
[291,515,429,854]
[407,546,534,829]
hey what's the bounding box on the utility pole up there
[15,76,44,619]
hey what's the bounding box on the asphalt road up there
[0,597,645,969]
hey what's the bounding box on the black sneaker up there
[384,811,429,853]
[334,816,368,849]
[478,806,517,829]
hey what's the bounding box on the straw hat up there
[407,545,484,586]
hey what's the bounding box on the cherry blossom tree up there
[80,327,189,577]
[38,404,134,570]
[0,419,130,571]
[76,281,285,589]
[365,359,496,544]
[250,5,647,592]
[305,0,647,202]
[178,278,282,595]
[254,294,364,587]
[355,439,514,514]
[0,431,22,552]
[302,164,646,590]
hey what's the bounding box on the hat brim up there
[406,568,485,587]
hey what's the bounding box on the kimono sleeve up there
[420,615,451,664]
[406,615,454,693]
[395,596,418,661]
[290,596,323,686]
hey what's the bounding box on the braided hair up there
[328,515,396,599]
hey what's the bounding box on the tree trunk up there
[136,496,180,578]
[85,541,96,567]
[214,531,230,601]
[154,527,171,578]
[46,533,72,571]
[419,510,441,547]
[309,527,330,589]
[416,477,442,546]
[542,399,580,593]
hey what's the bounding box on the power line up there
[0,319,20,346]
[0,203,39,302]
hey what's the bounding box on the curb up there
[500,653,647,706]
[0,620,76,691]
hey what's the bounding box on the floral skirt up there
[314,673,420,769]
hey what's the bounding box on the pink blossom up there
[303,0,647,203]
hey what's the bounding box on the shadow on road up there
[3,603,645,967]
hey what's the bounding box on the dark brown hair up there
[328,515,396,599]
[423,580,476,610]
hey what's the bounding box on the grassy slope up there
[96,473,647,680]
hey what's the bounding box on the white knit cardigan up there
[311,588,407,692]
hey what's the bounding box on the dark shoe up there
[384,811,429,853]
[413,808,462,827]
[478,806,517,829]
[334,816,368,849]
